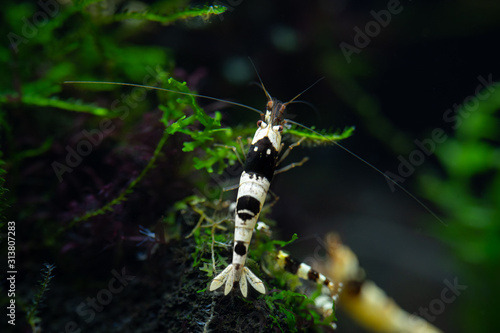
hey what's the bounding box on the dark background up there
[166,1,500,331]
[2,0,500,332]
[161,2,500,331]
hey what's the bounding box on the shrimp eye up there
[272,125,283,132]
[266,101,273,111]
[257,120,263,127]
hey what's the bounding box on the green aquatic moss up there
[25,263,56,331]
[1,1,346,331]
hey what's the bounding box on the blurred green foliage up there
[1,0,230,237]
[421,83,500,332]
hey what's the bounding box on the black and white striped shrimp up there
[276,249,342,299]
[208,95,287,297]
[208,76,323,296]
[65,72,443,299]
[65,77,320,297]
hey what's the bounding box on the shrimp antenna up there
[247,57,273,102]
[246,57,323,106]
[284,77,324,106]
[285,118,447,226]
[63,81,264,116]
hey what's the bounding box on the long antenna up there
[285,119,447,226]
[247,57,273,102]
[284,77,324,106]
[63,81,264,116]
[246,57,324,107]
[65,78,446,226]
